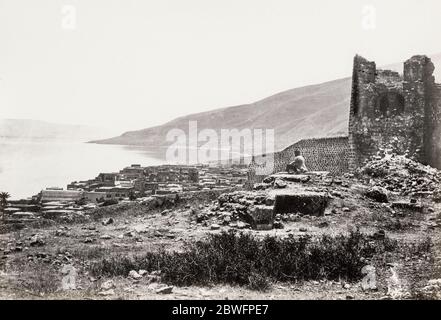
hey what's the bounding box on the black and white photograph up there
[1,0,441,307]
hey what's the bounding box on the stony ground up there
[1,164,440,300]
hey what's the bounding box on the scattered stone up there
[128,270,142,280]
[139,270,148,276]
[365,186,389,203]
[210,224,221,230]
[98,289,115,296]
[372,229,386,240]
[156,286,173,294]
[236,221,249,229]
[361,265,377,291]
[299,227,307,232]
[248,205,274,230]
[273,221,284,229]
[274,179,287,189]
[100,280,115,290]
[102,218,114,225]
[29,235,45,247]
[55,229,68,237]
[318,221,329,228]
[391,201,424,212]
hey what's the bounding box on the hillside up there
[92,53,441,151]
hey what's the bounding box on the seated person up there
[286,150,308,174]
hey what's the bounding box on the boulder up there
[128,270,142,280]
[247,205,274,230]
[365,186,389,203]
[274,179,287,189]
[29,235,45,247]
[156,286,173,294]
[102,218,114,225]
[100,280,115,290]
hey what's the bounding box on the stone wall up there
[348,55,441,170]
[273,136,350,174]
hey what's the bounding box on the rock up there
[100,234,112,240]
[265,197,275,206]
[273,221,284,229]
[210,224,221,230]
[29,235,45,247]
[288,213,300,222]
[222,216,231,225]
[161,209,171,216]
[100,280,115,290]
[139,270,148,276]
[274,179,287,189]
[124,231,136,237]
[361,265,377,291]
[83,238,94,243]
[236,221,249,229]
[342,207,351,212]
[318,221,329,228]
[273,192,329,216]
[262,176,275,184]
[372,229,386,240]
[391,201,424,212]
[102,218,114,225]
[156,286,173,294]
[55,229,68,237]
[248,205,274,230]
[128,270,142,280]
[299,227,307,232]
[98,289,115,296]
[365,186,389,203]
[196,213,207,223]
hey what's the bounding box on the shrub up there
[90,230,398,289]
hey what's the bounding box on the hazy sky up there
[1,0,441,133]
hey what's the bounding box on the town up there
[4,163,249,221]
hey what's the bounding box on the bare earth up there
[0,175,440,300]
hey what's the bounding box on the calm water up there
[0,138,166,200]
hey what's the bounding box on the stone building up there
[252,54,441,175]
[348,55,441,170]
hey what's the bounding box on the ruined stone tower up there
[348,55,441,170]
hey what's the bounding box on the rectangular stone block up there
[273,192,328,216]
[248,205,274,230]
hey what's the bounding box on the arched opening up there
[377,92,405,117]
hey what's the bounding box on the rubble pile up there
[358,155,441,196]
[191,191,273,229]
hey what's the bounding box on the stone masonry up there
[250,54,441,179]
[348,55,441,170]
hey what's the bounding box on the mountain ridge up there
[91,53,441,151]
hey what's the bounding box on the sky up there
[1,0,441,133]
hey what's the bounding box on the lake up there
[0,138,167,200]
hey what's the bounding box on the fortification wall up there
[348,55,440,169]
[273,136,350,174]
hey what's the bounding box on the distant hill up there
[92,53,441,151]
[0,119,118,141]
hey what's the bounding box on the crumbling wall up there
[348,55,441,169]
[273,136,350,174]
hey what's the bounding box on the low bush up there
[90,230,398,289]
